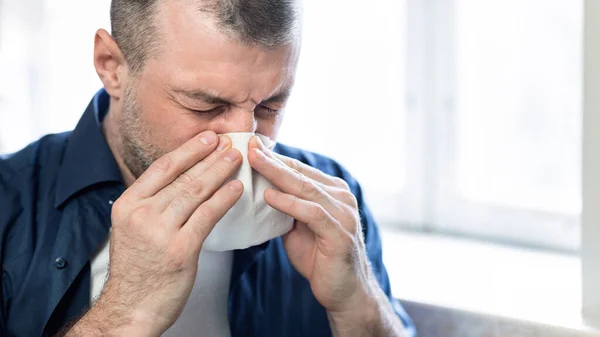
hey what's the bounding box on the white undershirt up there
[90,233,234,337]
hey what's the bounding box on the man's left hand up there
[248,136,382,326]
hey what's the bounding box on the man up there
[0,0,415,336]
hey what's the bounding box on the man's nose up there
[214,109,257,134]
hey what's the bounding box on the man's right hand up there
[65,131,243,336]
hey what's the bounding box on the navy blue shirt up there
[0,90,415,337]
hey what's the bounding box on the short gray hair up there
[110,0,301,75]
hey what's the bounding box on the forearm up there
[328,281,409,337]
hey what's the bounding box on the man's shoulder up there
[0,132,71,198]
[1,132,70,173]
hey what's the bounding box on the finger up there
[187,135,232,175]
[274,153,350,189]
[160,148,243,229]
[249,147,342,216]
[281,223,315,272]
[153,135,232,209]
[248,136,331,188]
[127,131,219,199]
[180,180,244,251]
[248,137,357,210]
[264,188,343,241]
[249,136,347,189]
[256,141,357,209]
[321,186,359,210]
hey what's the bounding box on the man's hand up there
[65,131,243,336]
[248,136,407,337]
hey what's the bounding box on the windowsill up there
[381,228,600,336]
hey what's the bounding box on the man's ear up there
[93,29,128,99]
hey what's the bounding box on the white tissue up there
[202,132,294,251]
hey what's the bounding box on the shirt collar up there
[54,89,123,208]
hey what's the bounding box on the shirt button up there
[54,257,67,269]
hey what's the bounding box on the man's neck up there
[101,101,137,188]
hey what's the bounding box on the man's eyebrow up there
[263,87,292,104]
[172,88,230,105]
[172,86,292,105]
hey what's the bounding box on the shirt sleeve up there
[339,166,417,337]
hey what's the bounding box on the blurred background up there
[0,0,594,336]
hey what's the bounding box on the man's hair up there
[110,0,301,75]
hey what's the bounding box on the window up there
[0,0,584,252]
[418,0,583,251]
[446,0,583,251]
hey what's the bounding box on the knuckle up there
[177,171,195,185]
[308,203,322,219]
[196,205,217,224]
[129,204,153,226]
[284,159,303,176]
[310,204,329,222]
[291,168,303,177]
[300,177,319,196]
[152,156,174,175]
[341,190,359,208]
[288,158,301,172]
[333,177,350,189]
[184,178,205,197]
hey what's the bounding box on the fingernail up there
[217,136,231,151]
[200,132,217,145]
[224,149,240,162]
[229,180,243,191]
[264,188,275,198]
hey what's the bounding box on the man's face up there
[119,1,299,177]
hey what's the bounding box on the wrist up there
[75,294,163,337]
[327,283,408,337]
[327,284,381,332]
